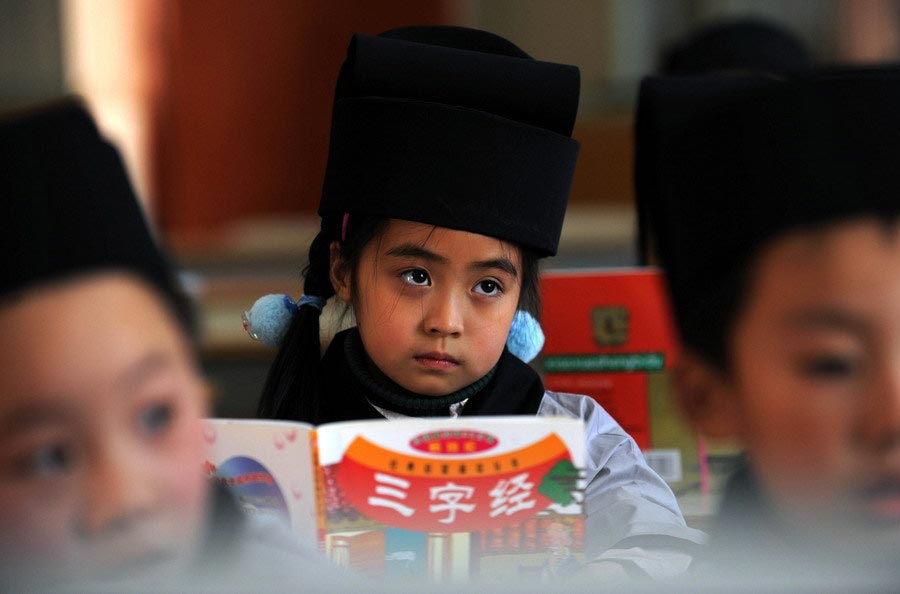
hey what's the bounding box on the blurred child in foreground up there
[636,69,900,586]
[0,100,342,591]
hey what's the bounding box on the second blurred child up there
[637,69,900,585]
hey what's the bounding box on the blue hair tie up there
[506,310,545,363]
[242,293,326,348]
[298,294,327,311]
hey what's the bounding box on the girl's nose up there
[423,292,463,337]
[79,445,155,538]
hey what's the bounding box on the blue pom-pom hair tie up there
[506,310,544,363]
[242,294,326,348]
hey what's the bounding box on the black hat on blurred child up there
[661,17,812,75]
[0,98,189,325]
[319,26,581,257]
[636,68,900,362]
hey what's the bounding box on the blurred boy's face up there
[682,218,900,542]
[0,273,208,584]
[331,219,522,396]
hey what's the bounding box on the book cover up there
[540,268,706,498]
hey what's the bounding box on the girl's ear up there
[329,241,352,303]
[672,350,742,440]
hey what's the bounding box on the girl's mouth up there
[414,352,460,371]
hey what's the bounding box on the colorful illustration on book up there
[207,456,290,522]
[384,529,428,579]
[202,420,319,543]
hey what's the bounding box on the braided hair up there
[257,215,387,421]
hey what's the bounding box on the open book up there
[202,416,585,582]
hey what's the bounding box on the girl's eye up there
[800,355,859,379]
[16,443,75,479]
[138,402,175,436]
[402,269,431,286]
[474,279,502,296]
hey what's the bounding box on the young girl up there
[247,26,705,580]
[0,100,342,591]
[637,69,900,584]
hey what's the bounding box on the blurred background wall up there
[3,0,900,416]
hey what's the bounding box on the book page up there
[202,419,318,545]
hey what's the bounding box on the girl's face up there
[684,218,900,543]
[332,219,522,396]
[0,273,209,584]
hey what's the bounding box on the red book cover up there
[540,268,711,499]
[541,268,679,449]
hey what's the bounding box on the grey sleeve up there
[538,391,707,577]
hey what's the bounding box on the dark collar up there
[343,328,496,416]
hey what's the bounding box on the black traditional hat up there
[636,68,900,361]
[0,98,189,325]
[661,18,812,75]
[319,26,581,257]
